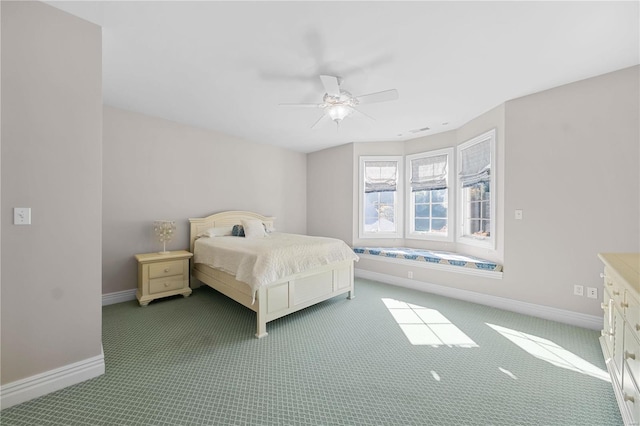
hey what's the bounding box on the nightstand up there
[135,250,193,306]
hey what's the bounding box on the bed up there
[189,211,358,338]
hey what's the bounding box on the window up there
[457,129,496,248]
[359,156,403,238]
[406,148,454,241]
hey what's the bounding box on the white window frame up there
[359,156,403,239]
[405,148,454,242]
[456,129,496,249]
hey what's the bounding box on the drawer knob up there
[164,268,170,273]
[621,302,629,308]
[625,351,636,360]
[636,324,640,332]
[613,290,620,296]
[606,280,613,286]
[623,393,635,403]
[164,282,169,287]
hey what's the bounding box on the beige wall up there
[308,66,639,318]
[102,106,307,294]
[503,65,639,314]
[1,1,103,384]
[306,143,353,241]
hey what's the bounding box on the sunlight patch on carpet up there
[382,298,478,347]
[487,323,610,382]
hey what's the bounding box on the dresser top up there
[598,253,640,294]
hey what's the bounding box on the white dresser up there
[599,253,639,426]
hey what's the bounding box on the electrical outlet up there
[587,287,598,299]
[407,271,413,279]
[573,285,584,296]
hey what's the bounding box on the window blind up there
[459,139,490,187]
[410,154,448,192]
[364,161,398,193]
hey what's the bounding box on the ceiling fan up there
[280,75,399,129]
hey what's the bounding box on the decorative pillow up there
[231,224,245,237]
[263,221,276,234]
[197,226,232,238]
[242,219,267,239]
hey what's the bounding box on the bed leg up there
[255,318,268,338]
[255,288,268,338]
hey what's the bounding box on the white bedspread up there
[193,233,359,296]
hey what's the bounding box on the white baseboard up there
[1,347,105,410]
[102,289,137,306]
[355,268,602,330]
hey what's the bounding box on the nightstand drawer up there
[149,276,186,294]
[149,260,184,279]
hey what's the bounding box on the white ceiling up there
[48,1,639,153]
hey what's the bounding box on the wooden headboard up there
[188,211,276,252]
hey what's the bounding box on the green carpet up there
[1,279,621,425]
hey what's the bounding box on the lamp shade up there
[153,220,176,254]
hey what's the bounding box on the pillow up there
[242,219,267,239]
[263,221,276,234]
[197,226,232,238]
[231,224,245,237]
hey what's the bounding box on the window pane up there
[482,201,491,219]
[470,219,482,235]
[469,186,483,201]
[364,191,396,232]
[364,192,380,222]
[482,183,490,200]
[432,219,447,233]
[379,191,395,203]
[432,204,447,218]
[415,204,430,217]
[415,191,429,203]
[415,219,430,232]
[469,201,481,219]
[431,189,446,202]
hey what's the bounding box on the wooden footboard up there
[193,260,354,338]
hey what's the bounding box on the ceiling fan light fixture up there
[326,104,352,122]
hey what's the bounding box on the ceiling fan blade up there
[311,113,332,129]
[356,89,399,105]
[351,107,376,122]
[319,75,341,96]
[279,103,322,108]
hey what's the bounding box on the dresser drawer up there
[149,260,184,279]
[626,291,640,336]
[604,270,625,309]
[625,325,640,388]
[622,363,640,426]
[149,276,186,294]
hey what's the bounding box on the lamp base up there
[158,251,170,255]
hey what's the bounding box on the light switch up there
[14,207,31,225]
[515,209,523,220]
